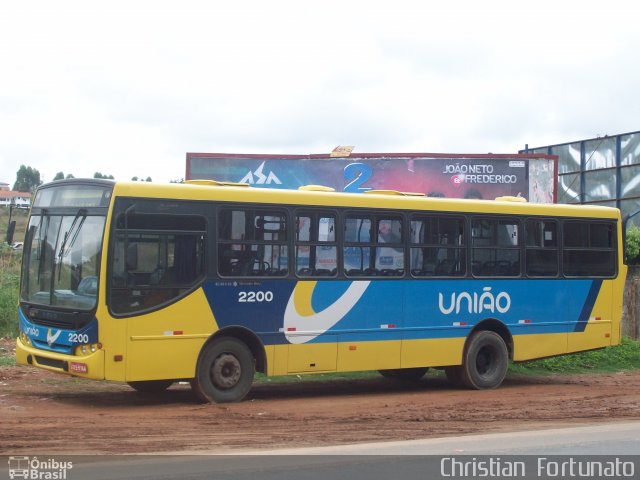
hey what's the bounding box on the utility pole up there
[6,199,15,244]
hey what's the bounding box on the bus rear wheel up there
[379,367,429,381]
[127,380,174,393]
[460,330,509,389]
[192,337,255,403]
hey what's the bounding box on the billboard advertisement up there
[186,152,557,203]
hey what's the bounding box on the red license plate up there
[70,362,88,373]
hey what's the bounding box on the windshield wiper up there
[58,209,88,260]
[56,209,88,282]
[36,210,49,283]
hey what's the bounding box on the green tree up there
[626,225,640,264]
[94,172,114,179]
[13,165,42,193]
[54,172,75,180]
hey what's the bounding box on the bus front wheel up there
[192,337,255,403]
[460,330,509,389]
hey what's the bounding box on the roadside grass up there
[0,250,20,339]
[1,205,26,340]
[0,206,29,244]
[255,370,380,384]
[508,336,640,375]
[0,345,15,366]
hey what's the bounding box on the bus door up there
[109,209,209,381]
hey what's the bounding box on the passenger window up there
[295,213,337,277]
[344,215,404,277]
[563,222,615,277]
[218,209,288,277]
[471,218,520,277]
[110,213,206,315]
[410,216,465,277]
[525,219,558,277]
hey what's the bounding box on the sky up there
[1,0,639,185]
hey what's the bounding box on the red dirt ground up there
[1,338,639,455]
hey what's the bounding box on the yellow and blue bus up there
[16,179,627,402]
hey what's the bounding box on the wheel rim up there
[210,353,242,390]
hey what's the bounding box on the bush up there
[0,250,20,337]
[626,225,640,264]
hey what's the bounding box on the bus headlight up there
[76,343,102,356]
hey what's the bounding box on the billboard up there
[186,152,557,203]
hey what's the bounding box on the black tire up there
[444,366,465,388]
[127,380,174,393]
[192,337,255,403]
[460,331,509,389]
[379,367,429,381]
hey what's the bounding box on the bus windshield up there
[21,212,106,310]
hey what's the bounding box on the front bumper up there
[16,337,105,380]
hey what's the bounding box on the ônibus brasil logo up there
[438,287,511,315]
[8,456,73,479]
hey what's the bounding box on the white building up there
[0,185,32,208]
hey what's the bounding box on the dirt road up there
[1,338,640,455]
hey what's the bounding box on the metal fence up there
[523,130,640,227]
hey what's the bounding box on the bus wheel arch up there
[468,318,513,360]
[192,327,266,403]
[449,319,512,390]
[205,326,267,374]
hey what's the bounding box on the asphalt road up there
[258,420,640,456]
[4,422,639,480]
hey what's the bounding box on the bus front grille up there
[34,356,68,371]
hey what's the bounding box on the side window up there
[563,221,616,277]
[525,219,558,277]
[295,212,337,277]
[343,215,372,276]
[110,213,206,315]
[343,214,404,277]
[218,209,288,277]
[471,217,521,277]
[410,216,465,277]
[376,218,404,273]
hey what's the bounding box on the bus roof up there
[107,179,620,220]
